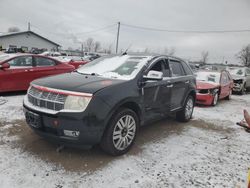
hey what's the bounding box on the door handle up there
[167,84,173,88]
[185,80,190,84]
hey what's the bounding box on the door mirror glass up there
[0,63,10,69]
[143,70,163,81]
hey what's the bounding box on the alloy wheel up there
[185,98,194,120]
[112,115,136,151]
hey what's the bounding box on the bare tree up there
[8,27,20,33]
[201,51,209,65]
[237,44,250,66]
[94,41,101,52]
[84,38,94,52]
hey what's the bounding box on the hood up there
[31,72,127,94]
[231,74,245,80]
[196,81,219,90]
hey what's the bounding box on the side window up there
[221,72,228,84]
[7,56,33,68]
[150,60,164,72]
[181,62,193,75]
[246,68,250,75]
[169,61,185,76]
[35,57,56,67]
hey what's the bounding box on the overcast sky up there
[0,0,250,63]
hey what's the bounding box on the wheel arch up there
[101,100,142,137]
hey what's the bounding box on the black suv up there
[23,54,196,155]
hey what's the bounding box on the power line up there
[121,23,250,34]
[74,24,116,35]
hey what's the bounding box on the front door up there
[142,58,171,120]
[1,56,34,91]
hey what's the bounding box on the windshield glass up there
[195,72,220,83]
[229,68,245,76]
[77,55,152,80]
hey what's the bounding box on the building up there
[0,30,60,52]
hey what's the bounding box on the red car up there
[196,70,234,106]
[0,54,75,92]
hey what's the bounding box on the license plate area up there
[25,110,41,128]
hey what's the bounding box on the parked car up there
[5,47,25,53]
[54,56,88,69]
[195,70,233,106]
[0,54,75,92]
[23,54,196,155]
[228,67,250,94]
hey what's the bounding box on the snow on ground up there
[0,94,249,188]
[0,94,24,122]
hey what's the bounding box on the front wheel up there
[176,95,194,122]
[100,108,139,156]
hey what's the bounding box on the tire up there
[211,93,219,106]
[100,108,139,156]
[225,90,232,100]
[176,95,194,122]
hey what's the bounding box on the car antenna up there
[122,44,132,55]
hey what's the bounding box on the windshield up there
[77,55,152,80]
[195,72,220,84]
[229,68,245,76]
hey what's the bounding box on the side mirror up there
[0,63,10,69]
[143,70,163,81]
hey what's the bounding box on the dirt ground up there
[0,117,235,172]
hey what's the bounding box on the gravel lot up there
[0,93,249,188]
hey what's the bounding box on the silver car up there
[229,67,250,94]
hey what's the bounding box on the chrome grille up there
[28,86,67,111]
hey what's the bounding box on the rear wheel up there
[100,108,139,156]
[211,93,219,106]
[176,95,194,122]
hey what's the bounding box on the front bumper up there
[196,93,214,106]
[232,83,243,92]
[23,97,105,148]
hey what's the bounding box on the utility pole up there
[115,22,120,54]
[28,22,31,31]
[81,43,84,57]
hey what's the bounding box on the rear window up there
[169,61,186,76]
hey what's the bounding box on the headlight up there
[64,95,91,111]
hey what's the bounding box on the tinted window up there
[8,56,32,67]
[35,57,56,66]
[182,62,193,75]
[150,60,164,72]
[169,61,185,76]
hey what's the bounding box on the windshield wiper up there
[75,70,100,76]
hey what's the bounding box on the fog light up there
[63,130,80,138]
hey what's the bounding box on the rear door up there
[0,55,34,91]
[245,68,250,88]
[220,71,230,98]
[169,60,189,111]
[33,56,59,79]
